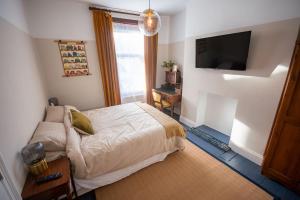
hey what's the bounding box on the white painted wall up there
[35,39,105,110]
[185,0,300,38]
[181,18,300,164]
[0,0,29,33]
[82,0,187,15]
[25,0,106,110]
[0,0,48,195]
[187,91,238,136]
[158,16,170,44]
[168,11,186,71]
[156,16,171,87]
[25,0,171,43]
[204,93,238,136]
[168,0,300,165]
[25,0,170,107]
[156,44,169,88]
[25,0,94,40]
[169,10,186,43]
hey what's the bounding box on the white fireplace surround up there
[194,92,238,136]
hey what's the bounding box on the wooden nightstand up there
[21,157,78,200]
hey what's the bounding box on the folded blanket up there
[136,102,186,139]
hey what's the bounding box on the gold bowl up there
[28,159,48,176]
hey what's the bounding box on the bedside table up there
[21,157,78,200]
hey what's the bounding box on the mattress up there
[65,103,185,191]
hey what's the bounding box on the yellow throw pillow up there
[70,109,94,135]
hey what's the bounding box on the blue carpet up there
[197,125,230,144]
[190,126,231,151]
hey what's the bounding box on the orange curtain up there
[144,34,158,105]
[92,10,121,106]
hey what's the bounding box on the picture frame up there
[57,40,91,77]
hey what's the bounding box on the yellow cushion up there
[152,92,161,102]
[154,102,161,108]
[162,100,171,108]
[70,109,94,135]
[154,100,171,108]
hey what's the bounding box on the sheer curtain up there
[113,22,146,103]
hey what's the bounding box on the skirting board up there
[229,141,263,165]
[179,115,196,127]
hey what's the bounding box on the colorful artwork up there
[58,40,90,77]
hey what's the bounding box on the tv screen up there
[196,31,251,70]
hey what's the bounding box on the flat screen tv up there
[196,31,251,70]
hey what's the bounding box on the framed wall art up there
[57,40,90,77]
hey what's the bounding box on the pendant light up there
[138,0,161,36]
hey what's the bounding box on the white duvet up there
[65,103,184,179]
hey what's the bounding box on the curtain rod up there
[89,6,140,16]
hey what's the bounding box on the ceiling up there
[77,0,188,15]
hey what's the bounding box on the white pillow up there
[63,105,79,134]
[45,106,64,123]
[30,122,66,151]
[45,151,66,162]
[65,105,79,113]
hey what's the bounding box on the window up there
[113,22,146,103]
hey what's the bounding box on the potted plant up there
[161,60,175,71]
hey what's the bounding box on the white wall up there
[25,0,106,110]
[168,0,300,165]
[25,0,94,40]
[26,0,171,43]
[204,93,238,136]
[0,0,29,33]
[168,11,186,72]
[185,91,238,136]
[25,0,170,107]
[176,0,300,164]
[158,16,170,44]
[156,44,169,88]
[185,0,300,38]
[181,19,299,164]
[35,39,105,110]
[156,16,170,87]
[0,0,48,195]
[169,10,186,43]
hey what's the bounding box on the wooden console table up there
[152,87,181,116]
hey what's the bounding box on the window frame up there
[112,17,138,26]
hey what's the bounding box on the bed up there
[32,102,186,195]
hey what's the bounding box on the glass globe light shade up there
[21,142,46,165]
[138,9,161,36]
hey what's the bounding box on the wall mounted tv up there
[196,31,251,70]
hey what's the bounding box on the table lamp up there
[21,142,48,175]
